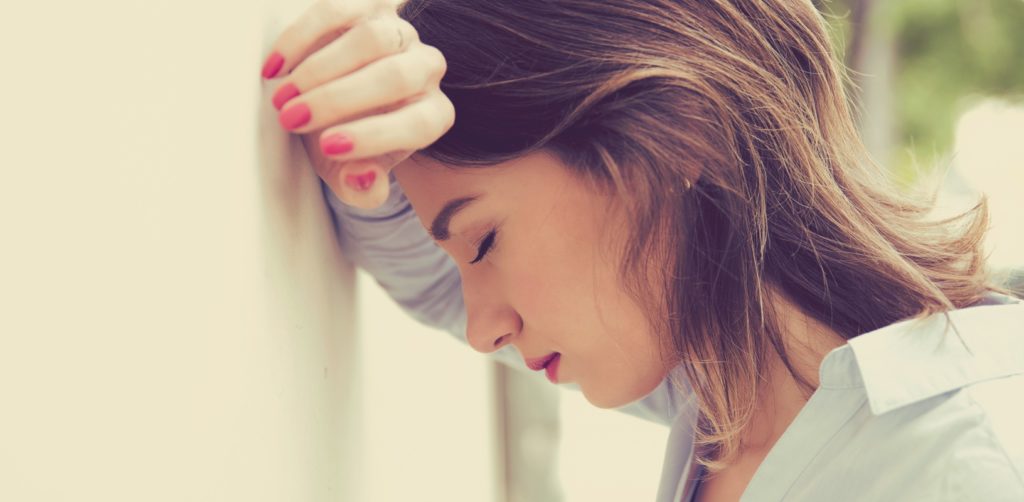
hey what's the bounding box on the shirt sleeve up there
[322,172,688,426]
[321,171,524,370]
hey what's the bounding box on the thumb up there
[329,149,412,209]
[330,157,391,210]
[301,127,413,209]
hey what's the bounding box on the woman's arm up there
[323,173,686,426]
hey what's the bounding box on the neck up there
[738,293,847,454]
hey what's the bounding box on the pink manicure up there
[321,133,354,155]
[272,82,301,110]
[262,51,284,79]
[345,171,376,191]
[279,103,311,130]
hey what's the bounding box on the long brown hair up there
[398,0,1001,469]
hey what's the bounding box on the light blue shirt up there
[323,174,1024,501]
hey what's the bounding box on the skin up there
[694,294,846,501]
[392,149,681,409]
[270,3,847,497]
[393,149,848,501]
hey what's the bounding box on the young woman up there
[263,0,1024,500]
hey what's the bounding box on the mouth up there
[543,353,561,384]
[524,352,560,371]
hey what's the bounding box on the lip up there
[544,353,561,384]
[524,352,559,371]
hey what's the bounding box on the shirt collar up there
[818,293,1024,415]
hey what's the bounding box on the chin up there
[580,373,666,410]
[582,392,631,410]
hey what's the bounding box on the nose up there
[460,274,520,354]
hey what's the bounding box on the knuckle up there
[363,17,395,53]
[438,94,456,131]
[410,103,433,133]
[396,17,421,45]
[394,17,417,35]
[421,44,448,79]
[389,57,422,95]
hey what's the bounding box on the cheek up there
[501,225,610,340]
[508,225,644,352]
[504,241,590,326]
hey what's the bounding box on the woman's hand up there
[262,0,454,209]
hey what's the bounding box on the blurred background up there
[359,1,1024,501]
[814,0,1024,291]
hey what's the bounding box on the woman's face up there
[392,150,678,409]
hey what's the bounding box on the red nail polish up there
[345,171,377,191]
[262,52,284,79]
[321,133,354,155]
[279,103,311,130]
[272,82,301,110]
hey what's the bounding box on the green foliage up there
[816,0,1024,180]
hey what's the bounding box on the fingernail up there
[279,103,311,130]
[262,51,284,79]
[321,133,354,155]
[272,82,301,110]
[345,170,377,192]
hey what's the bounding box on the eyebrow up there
[430,195,482,242]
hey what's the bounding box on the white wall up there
[355,269,498,502]
[1,1,366,500]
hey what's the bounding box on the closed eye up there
[469,228,498,265]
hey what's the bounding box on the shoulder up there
[939,375,1024,501]
[846,298,1024,415]
[938,383,1024,500]
[820,296,1024,500]
[811,375,1024,501]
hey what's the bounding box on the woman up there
[262,0,1024,500]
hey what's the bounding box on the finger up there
[261,0,379,80]
[301,127,410,209]
[331,149,415,208]
[316,88,455,162]
[277,43,447,134]
[271,16,419,110]
[326,158,392,209]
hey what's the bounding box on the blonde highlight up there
[399,0,1006,470]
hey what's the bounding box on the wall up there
[2,1,365,499]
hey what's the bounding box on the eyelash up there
[469,227,498,265]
